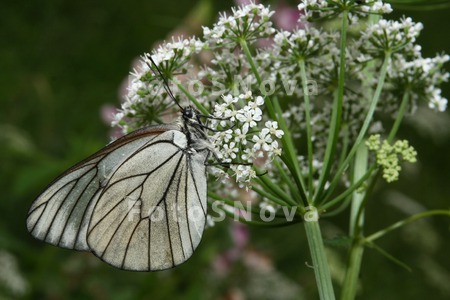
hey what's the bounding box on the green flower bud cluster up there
[366,134,417,182]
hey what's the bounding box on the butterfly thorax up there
[180,106,213,153]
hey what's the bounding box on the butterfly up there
[26,56,214,271]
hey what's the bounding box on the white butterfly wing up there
[87,130,208,271]
[27,127,208,271]
[27,131,161,250]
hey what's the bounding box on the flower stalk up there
[341,143,369,300]
[304,212,336,300]
[313,10,348,203]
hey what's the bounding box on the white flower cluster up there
[299,0,392,24]
[111,2,449,198]
[271,27,337,97]
[151,37,204,66]
[273,28,326,59]
[358,18,424,58]
[210,92,283,186]
[354,18,449,113]
[388,54,449,112]
[112,37,205,133]
[203,3,275,46]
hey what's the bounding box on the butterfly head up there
[182,105,202,126]
[180,105,215,153]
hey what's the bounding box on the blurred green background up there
[1,0,449,299]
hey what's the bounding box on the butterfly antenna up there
[146,55,183,111]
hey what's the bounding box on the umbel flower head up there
[203,2,275,45]
[299,0,393,24]
[112,1,448,222]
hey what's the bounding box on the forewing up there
[87,130,208,271]
[26,127,167,250]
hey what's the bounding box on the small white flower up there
[428,89,448,112]
[227,109,239,122]
[265,121,284,138]
[221,142,239,160]
[214,103,228,118]
[239,90,253,99]
[111,112,124,127]
[252,131,273,151]
[359,17,423,56]
[242,148,257,162]
[234,128,248,145]
[254,96,264,106]
[236,108,261,132]
[270,140,282,157]
[222,94,238,105]
[212,129,233,146]
[232,164,256,185]
[209,166,230,181]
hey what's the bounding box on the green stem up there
[273,98,308,204]
[253,174,297,206]
[299,59,314,201]
[304,215,336,300]
[341,238,365,300]
[239,39,276,118]
[365,209,450,243]
[341,143,369,300]
[313,11,348,203]
[321,164,376,211]
[175,81,209,115]
[349,143,368,235]
[273,158,302,203]
[251,185,292,207]
[387,92,410,143]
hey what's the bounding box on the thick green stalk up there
[341,143,369,300]
[349,144,368,235]
[341,92,410,300]
[341,238,365,300]
[304,213,336,300]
